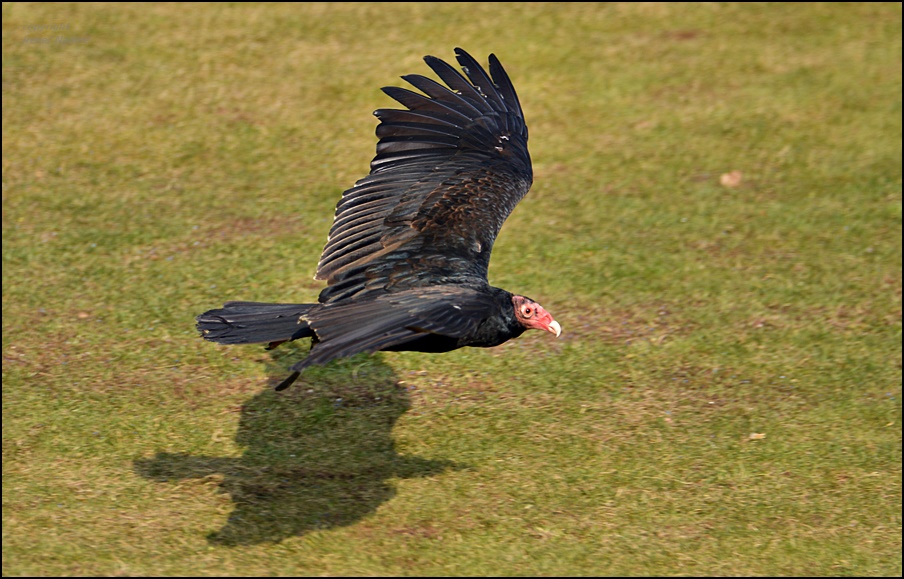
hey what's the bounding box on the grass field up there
[3,2,901,576]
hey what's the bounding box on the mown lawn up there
[3,2,901,576]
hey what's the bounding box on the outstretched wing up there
[315,48,532,303]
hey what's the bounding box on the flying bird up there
[197,48,561,391]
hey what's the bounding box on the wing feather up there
[381,86,477,121]
[454,49,507,113]
[487,53,524,121]
[400,74,487,117]
[314,49,533,303]
[422,55,494,115]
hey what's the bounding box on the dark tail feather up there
[196,301,317,346]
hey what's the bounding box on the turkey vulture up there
[197,48,561,391]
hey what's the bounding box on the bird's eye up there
[522,306,533,317]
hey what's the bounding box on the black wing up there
[294,286,499,371]
[315,48,532,303]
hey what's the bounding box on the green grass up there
[3,2,901,576]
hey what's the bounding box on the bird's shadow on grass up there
[134,346,460,546]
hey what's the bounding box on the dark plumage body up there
[197,48,560,390]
